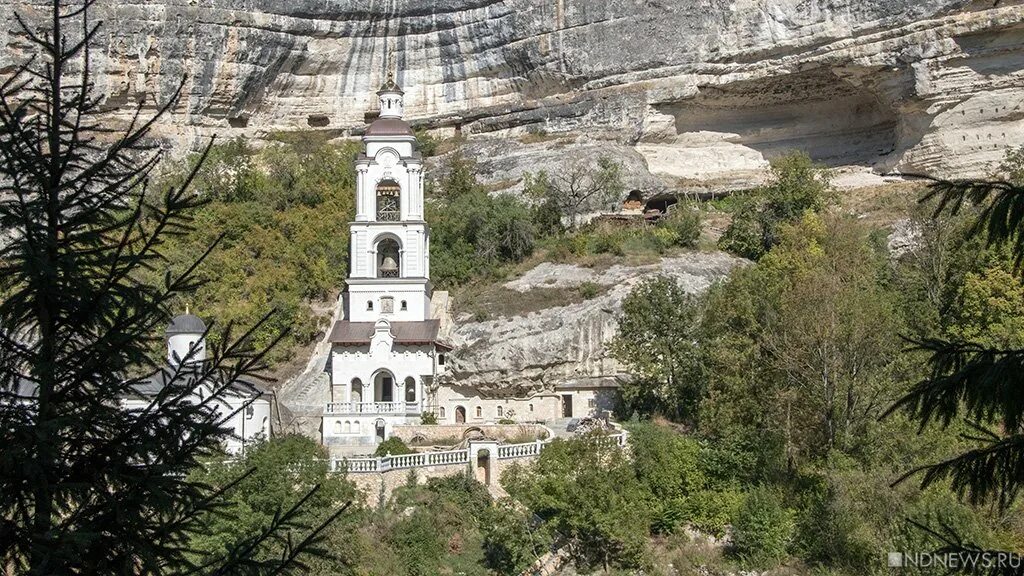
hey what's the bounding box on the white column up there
[407,167,421,220]
[354,166,366,222]
[350,229,358,277]
[424,231,430,278]
[355,168,363,220]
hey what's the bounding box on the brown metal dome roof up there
[365,117,414,137]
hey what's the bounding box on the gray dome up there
[166,314,207,335]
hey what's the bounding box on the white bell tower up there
[347,69,430,323]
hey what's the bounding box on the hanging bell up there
[380,255,399,275]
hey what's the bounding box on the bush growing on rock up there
[427,153,537,286]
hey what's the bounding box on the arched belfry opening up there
[376,179,401,221]
[377,238,400,278]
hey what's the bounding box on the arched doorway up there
[476,449,491,485]
[374,371,394,403]
[376,238,401,278]
[404,377,416,403]
[350,378,362,403]
[455,406,466,424]
[376,180,401,221]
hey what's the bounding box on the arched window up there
[376,180,401,221]
[343,421,351,434]
[497,406,503,417]
[353,420,360,433]
[333,421,342,434]
[404,377,416,402]
[401,300,408,311]
[529,403,534,412]
[377,238,400,278]
[439,407,446,419]
[475,406,482,418]
[351,378,363,403]
[366,300,374,311]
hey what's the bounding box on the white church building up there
[321,72,452,448]
[123,313,273,454]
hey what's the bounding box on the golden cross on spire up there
[386,48,396,82]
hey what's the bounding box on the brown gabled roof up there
[329,319,452,350]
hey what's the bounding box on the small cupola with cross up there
[377,64,404,120]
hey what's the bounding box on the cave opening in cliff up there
[658,68,899,168]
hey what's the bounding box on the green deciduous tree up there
[947,265,1024,347]
[731,486,795,568]
[611,276,705,422]
[719,152,833,260]
[700,215,904,473]
[502,435,652,571]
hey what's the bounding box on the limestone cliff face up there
[448,253,744,394]
[2,0,1024,188]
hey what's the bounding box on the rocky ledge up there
[447,251,744,395]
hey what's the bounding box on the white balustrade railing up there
[497,441,543,459]
[325,402,419,415]
[333,428,629,474]
[334,448,470,474]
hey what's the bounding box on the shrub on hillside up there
[151,136,357,364]
[427,153,537,287]
[719,152,832,260]
[730,486,795,568]
[375,437,414,457]
[658,206,702,247]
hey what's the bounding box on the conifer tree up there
[887,175,1024,574]
[0,1,346,573]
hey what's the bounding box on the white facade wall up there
[121,385,271,455]
[431,387,618,424]
[347,282,431,323]
[328,344,436,404]
[324,339,447,447]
